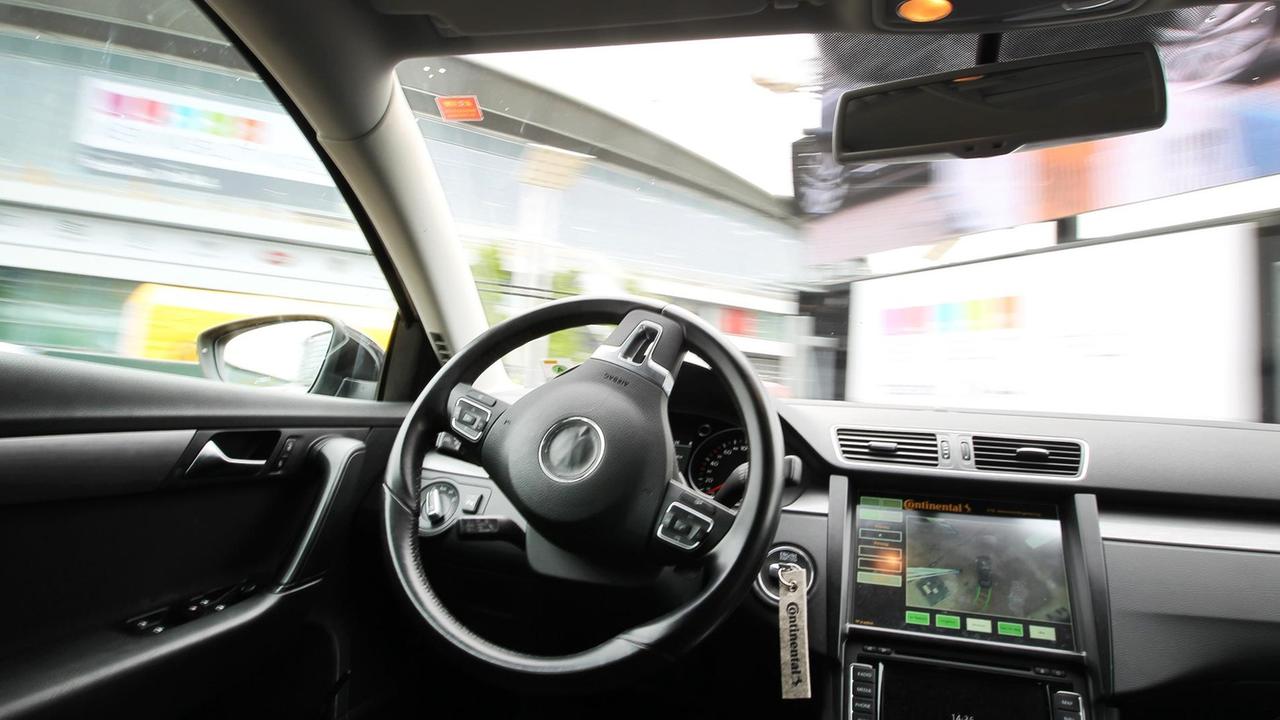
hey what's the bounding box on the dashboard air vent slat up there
[972,436,1082,476]
[835,428,939,467]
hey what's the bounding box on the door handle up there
[186,439,268,477]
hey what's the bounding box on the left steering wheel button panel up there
[451,397,492,442]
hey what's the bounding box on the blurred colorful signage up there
[75,79,332,186]
[882,296,1020,335]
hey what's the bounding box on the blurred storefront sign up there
[74,79,338,207]
[848,224,1260,421]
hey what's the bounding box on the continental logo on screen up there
[904,499,973,513]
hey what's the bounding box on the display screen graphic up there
[852,495,1074,650]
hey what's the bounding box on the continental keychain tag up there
[778,564,811,699]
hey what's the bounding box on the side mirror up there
[196,315,384,400]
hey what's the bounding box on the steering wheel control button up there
[756,545,816,602]
[435,432,463,454]
[656,501,714,550]
[451,397,492,442]
[538,416,604,483]
[464,388,498,407]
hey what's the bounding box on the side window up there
[0,1,396,396]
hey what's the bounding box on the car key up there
[777,563,811,699]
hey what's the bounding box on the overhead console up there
[874,0,1146,32]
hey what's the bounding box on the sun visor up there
[370,0,769,35]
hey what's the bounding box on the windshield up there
[399,3,1280,424]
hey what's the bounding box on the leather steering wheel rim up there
[382,296,784,681]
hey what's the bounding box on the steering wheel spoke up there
[588,309,686,395]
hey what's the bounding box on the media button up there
[935,614,961,629]
[997,621,1024,637]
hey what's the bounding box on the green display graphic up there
[997,621,1025,637]
[858,571,904,587]
[966,618,992,633]
[905,610,931,626]
[903,514,1072,626]
[1029,625,1057,641]
[858,507,905,523]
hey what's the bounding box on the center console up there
[837,489,1106,720]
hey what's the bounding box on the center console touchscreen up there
[852,494,1075,651]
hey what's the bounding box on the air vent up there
[834,428,939,467]
[972,436,1082,476]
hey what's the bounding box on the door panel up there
[0,352,405,718]
[0,429,194,503]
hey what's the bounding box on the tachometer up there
[688,428,749,495]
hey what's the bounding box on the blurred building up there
[0,3,809,390]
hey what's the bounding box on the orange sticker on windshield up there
[435,95,483,122]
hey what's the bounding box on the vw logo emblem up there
[538,417,604,483]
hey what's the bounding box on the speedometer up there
[688,428,749,495]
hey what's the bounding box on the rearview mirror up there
[834,44,1166,164]
[196,315,384,399]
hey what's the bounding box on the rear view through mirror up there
[834,44,1166,163]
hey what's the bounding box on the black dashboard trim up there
[781,401,1280,504]
[1065,494,1115,704]
[827,474,851,720]
[845,624,1086,659]
[829,424,1089,481]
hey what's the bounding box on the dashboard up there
[416,364,1280,720]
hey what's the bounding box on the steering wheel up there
[382,296,784,681]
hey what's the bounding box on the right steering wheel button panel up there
[658,502,714,549]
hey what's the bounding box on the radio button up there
[851,663,875,683]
